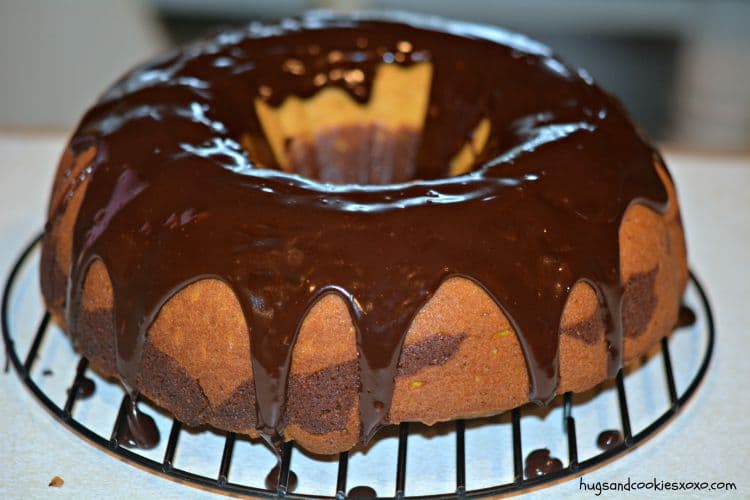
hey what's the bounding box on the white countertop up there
[1,131,748,499]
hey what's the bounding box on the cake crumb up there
[48,476,64,488]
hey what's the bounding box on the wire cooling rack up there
[3,234,714,499]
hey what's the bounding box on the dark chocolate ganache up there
[54,12,670,450]
[524,448,563,478]
[596,429,623,451]
[265,464,298,493]
[676,304,696,328]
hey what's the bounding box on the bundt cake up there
[40,11,688,455]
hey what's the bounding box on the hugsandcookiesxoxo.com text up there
[578,476,737,495]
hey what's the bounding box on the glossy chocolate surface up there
[677,304,696,328]
[58,12,669,450]
[596,429,623,451]
[116,396,160,449]
[347,485,378,498]
[265,465,298,493]
[524,448,563,478]
[68,376,96,399]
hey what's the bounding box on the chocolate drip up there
[596,429,623,451]
[347,486,377,498]
[116,396,160,449]
[264,465,298,493]
[676,304,696,328]
[68,376,96,399]
[524,448,563,478]
[60,12,669,451]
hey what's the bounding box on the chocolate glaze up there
[264,465,298,493]
[676,304,696,328]
[68,376,96,399]
[56,12,670,451]
[347,485,377,498]
[117,396,160,449]
[596,429,623,450]
[524,448,563,478]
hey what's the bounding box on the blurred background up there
[1,0,749,150]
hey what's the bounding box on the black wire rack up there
[3,234,715,499]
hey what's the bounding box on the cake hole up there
[245,58,490,185]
